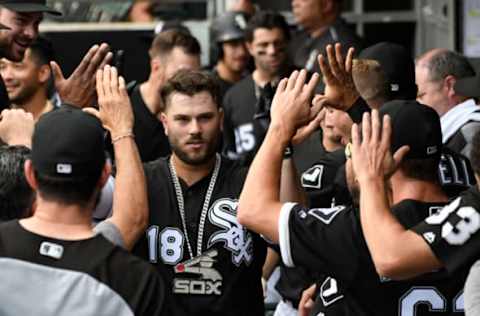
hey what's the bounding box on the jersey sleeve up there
[412,187,480,273]
[278,202,360,283]
[93,221,125,248]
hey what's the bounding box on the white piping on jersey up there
[279,202,297,268]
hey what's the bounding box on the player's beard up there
[170,134,219,166]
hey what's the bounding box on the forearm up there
[110,136,148,250]
[262,248,280,280]
[359,178,441,279]
[238,123,289,242]
[280,158,307,205]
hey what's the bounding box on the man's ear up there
[246,41,254,56]
[98,161,111,189]
[218,108,224,132]
[24,160,38,191]
[444,75,457,98]
[38,64,51,84]
[160,112,169,136]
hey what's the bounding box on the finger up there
[393,145,410,167]
[72,44,99,76]
[292,117,319,145]
[335,43,345,71]
[103,64,112,95]
[294,69,307,93]
[96,69,105,99]
[380,114,392,152]
[371,109,380,144]
[318,54,334,84]
[85,43,111,77]
[50,61,65,84]
[83,107,101,120]
[110,66,119,95]
[305,72,320,95]
[351,123,360,150]
[276,77,288,93]
[362,112,371,144]
[286,70,299,90]
[118,75,127,97]
[345,47,355,73]
[99,51,114,70]
[327,44,341,77]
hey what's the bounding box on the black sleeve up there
[347,97,371,123]
[412,187,480,273]
[278,203,359,283]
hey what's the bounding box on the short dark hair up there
[161,69,220,111]
[423,50,475,83]
[400,158,440,183]
[35,170,103,208]
[471,130,480,177]
[245,10,290,42]
[149,29,201,59]
[0,146,35,221]
[29,36,55,66]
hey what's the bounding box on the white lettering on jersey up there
[308,206,346,225]
[208,198,253,266]
[302,165,325,189]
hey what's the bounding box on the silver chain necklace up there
[169,153,221,259]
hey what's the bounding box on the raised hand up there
[270,69,320,142]
[52,43,113,109]
[0,109,34,147]
[84,65,134,140]
[318,43,359,111]
[351,110,409,182]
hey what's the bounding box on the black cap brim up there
[2,3,62,16]
[454,74,480,98]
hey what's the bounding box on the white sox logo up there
[208,198,253,266]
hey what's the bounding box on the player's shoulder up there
[224,75,254,100]
[392,199,448,229]
[143,157,170,177]
[218,155,248,186]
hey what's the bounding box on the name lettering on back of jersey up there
[39,241,64,259]
[308,206,345,225]
[173,249,223,295]
[320,277,344,306]
[438,153,472,186]
[302,165,325,189]
[208,198,254,266]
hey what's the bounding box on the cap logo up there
[390,83,399,91]
[56,163,72,174]
[427,146,438,155]
[235,14,247,30]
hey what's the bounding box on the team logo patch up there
[302,165,325,189]
[308,206,345,225]
[39,242,64,259]
[423,232,436,244]
[320,277,344,307]
[208,198,254,266]
[173,249,223,295]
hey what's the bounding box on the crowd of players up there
[2,0,480,315]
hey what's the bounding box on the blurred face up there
[323,107,353,145]
[161,91,223,165]
[0,9,42,62]
[291,0,323,29]
[415,63,447,115]
[157,47,201,86]
[221,39,249,73]
[0,48,46,104]
[247,27,288,76]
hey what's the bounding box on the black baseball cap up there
[454,73,480,97]
[0,0,62,16]
[359,42,417,100]
[31,108,106,179]
[379,100,442,160]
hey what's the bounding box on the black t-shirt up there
[414,187,480,274]
[133,156,267,316]
[129,84,170,162]
[0,220,166,316]
[279,199,468,315]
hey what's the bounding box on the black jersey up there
[210,68,235,102]
[438,147,476,198]
[279,199,468,315]
[133,156,267,316]
[129,84,170,162]
[414,187,480,274]
[301,148,351,208]
[222,75,266,165]
[0,220,165,316]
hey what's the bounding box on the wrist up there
[269,122,294,146]
[111,131,134,144]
